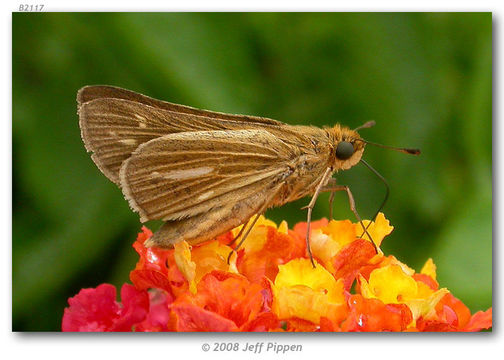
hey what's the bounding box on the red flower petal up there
[343,295,412,332]
[136,226,153,243]
[435,293,471,329]
[62,283,149,332]
[135,290,173,332]
[132,227,170,277]
[413,273,439,291]
[332,239,376,290]
[193,271,271,327]
[415,319,458,332]
[440,305,459,327]
[130,228,190,296]
[113,284,150,331]
[283,317,320,332]
[240,312,281,332]
[463,308,492,332]
[130,269,174,294]
[293,218,329,239]
[238,227,305,283]
[319,304,349,332]
[170,303,238,332]
[62,284,118,331]
[319,316,339,332]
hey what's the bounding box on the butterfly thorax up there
[270,124,365,206]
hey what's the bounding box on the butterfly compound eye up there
[336,141,354,160]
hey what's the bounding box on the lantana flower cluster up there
[62,213,492,332]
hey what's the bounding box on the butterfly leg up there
[325,178,337,220]
[227,218,250,247]
[301,168,333,268]
[226,213,262,264]
[319,184,378,253]
[226,184,284,264]
[328,191,335,220]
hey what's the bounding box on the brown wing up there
[118,129,295,223]
[143,185,283,248]
[78,85,285,125]
[77,86,288,185]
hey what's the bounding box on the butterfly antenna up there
[357,138,420,155]
[359,159,389,223]
[353,120,376,131]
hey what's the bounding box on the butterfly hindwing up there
[119,129,294,222]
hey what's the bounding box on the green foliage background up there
[12,13,492,331]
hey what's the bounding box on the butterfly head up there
[330,125,366,171]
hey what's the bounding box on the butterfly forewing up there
[78,86,290,185]
[119,129,294,223]
[78,85,284,125]
[79,98,178,183]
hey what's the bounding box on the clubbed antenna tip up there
[405,148,421,155]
